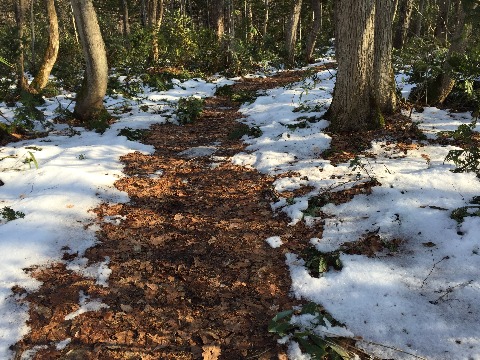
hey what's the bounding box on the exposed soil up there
[11,67,333,360]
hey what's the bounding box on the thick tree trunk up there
[327,0,376,131]
[393,0,414,49]
[13,0,30,91]
[71,0,108,122]
[373,0,397,115]
[305,0,322,63]
[30,0,59,91]
[285,0,303,66]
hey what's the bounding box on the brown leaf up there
[202,345,221,360]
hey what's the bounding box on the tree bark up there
[327,0,376,131]
[70,0,108,122]
[30,0,59,91]
[305,0,322,63]
[212,0,225,40]
[373,0,397,114]
[263,0,269,37]
[435,0,451,45]
[285,0,303,66]
[429,0,469,105]
[149,0,164,63]
[414,0,426,36]
[393,0,414,49]
[13,0,30,91]
[120,0,130,37]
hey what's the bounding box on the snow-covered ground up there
[234,68,480,359]
[0,76,231,358]
[1,63,479,360]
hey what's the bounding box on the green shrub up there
[228,124,263,140]
[1,206,25,221]
[175,96,204,124]
[269,302,354,359]
[444,120,480,174]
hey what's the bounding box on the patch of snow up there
[64,291,108,321]
[266,236,283,248]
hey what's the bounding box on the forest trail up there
[13,68,328,359]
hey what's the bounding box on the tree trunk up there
[327,0,376,131]
[148,0,164,64]
[263,0,269,37]
[414,0,426,36]
[30,0,36,74]
[70,0,108,123]
[30,0,59,91]
[435,0,451,45]
[429,0,469,105]
[120,0,130,37]
[285,0,303,66]
[13,0,30,91]
[212,0,225,40]
[305,0,322,63]
[373,0,397,115]
[393,0,414,49]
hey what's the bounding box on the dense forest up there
[0,0,479,134]
[1,1,480,359]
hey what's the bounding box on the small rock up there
[120,304,133,313]
[0,179,4,186]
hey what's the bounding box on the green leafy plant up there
[1,206,25,221]
[10,92,47,133]
[175,96,204,124]
[214,84,234,97]
[269,302,354,360]
[444,120,480,174]
[303,247,343,277]
[118,127,150,141]
[228,124,262,140]
[349,156,377,182]
[23,151,39,169]
[451,206,480,223]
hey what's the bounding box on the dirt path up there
[12,69,326,359]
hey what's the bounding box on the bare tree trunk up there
[120,0,130,37]
[285,0,303,66]
[414,0,426,36]
[263,0,269,37]
[327,0,376,131]
[429,0,469,105]
[30,0,36,74]
[373,0,397,115]
[212,0,225,40]
[305,0,322,63]
[435,0,451,45]
[140,0,147,27]
[30,0,59,91]
[70,0,108,123]
[393,0,414,49]
[13,0,30,91]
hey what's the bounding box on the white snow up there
[1,62,480,360]
[234,64,480,359]
[64,290,108,321]
[266,236,283,248]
